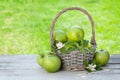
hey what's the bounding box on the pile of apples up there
[37,52,61,73]
[53,26,87,54]
[54,26,84,43]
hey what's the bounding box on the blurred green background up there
[0,0,120,54]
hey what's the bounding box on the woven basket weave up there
[50,7,97,71]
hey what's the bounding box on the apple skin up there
[36,53,49,67]
[37,54,43,67]
[94,50,110,66]
[43,55,61,73]
[54,30,67,43]
[67,27,84,42]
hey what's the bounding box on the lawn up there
[0,0,120,54]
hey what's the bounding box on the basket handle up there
[50,7,97,50]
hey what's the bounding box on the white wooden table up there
[0,54,120,80]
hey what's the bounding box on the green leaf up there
[96,65,103,71]
[83,40,89,48]
[91,59,103,71]
[74,42,80,48]
[83,60,89,67]
[85,68,92,72]
[51,45,57,53]
[91,59,96,64]
[79,46,85,54]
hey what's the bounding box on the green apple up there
[94,49,110,66]
[67,26,84,42]
[36,52,49,67]
[43,55,61,73]
[54,30,67,43]
[36,54,43,67]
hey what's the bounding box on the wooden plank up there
[0,74,119,80]
[0,54,120,80]
[0,54,119,63]
[109,54,120,63]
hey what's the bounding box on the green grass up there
[0,0,120,54]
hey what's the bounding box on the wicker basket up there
[50,7,97,71]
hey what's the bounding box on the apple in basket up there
[37,52,61,73]
[94,49,110,66]
[67,26,84,42]
[54,30,67,43]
